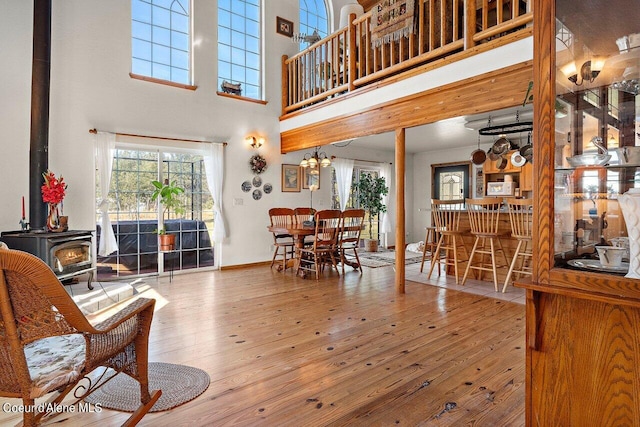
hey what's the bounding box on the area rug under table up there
[358,250,424,268]
[84,362,209,412]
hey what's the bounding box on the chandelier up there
[300,147,331,175]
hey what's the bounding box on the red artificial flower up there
[41,170,67,204]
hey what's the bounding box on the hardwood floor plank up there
[0,265,525,426]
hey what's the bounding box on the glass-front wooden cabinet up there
[553,64,639,274]
[524,0,640,424]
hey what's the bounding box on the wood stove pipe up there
[29,0,52,230]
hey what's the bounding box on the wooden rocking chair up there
[0,249,161,426]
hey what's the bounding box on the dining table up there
[267,223,362,278]
[268,224,315,277]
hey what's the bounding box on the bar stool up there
[503,198,533,292]
[462,197,510,291]
[419,226,438,273]
[427,199,469,284]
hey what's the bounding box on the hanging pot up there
[470,138,487,165]
[519,132,533,162]
[496,156,508,170]
[491,136,511,157]
[511,150,527,167]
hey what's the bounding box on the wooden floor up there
[1,263,526,426]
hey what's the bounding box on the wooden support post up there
[395,128,406,294]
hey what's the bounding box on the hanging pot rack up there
[478,121,533,135]
[478,110,533,135]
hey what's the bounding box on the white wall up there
[0,0,493,266]
[0,0,398,266]
[412,144,487,242]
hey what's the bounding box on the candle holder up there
[19,218,29,232]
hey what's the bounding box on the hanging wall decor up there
[249,154,267,174]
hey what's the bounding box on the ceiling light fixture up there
[300,147,331,174]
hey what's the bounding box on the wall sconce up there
[300,147,331,173]
[561,57,605,85]
[245,135,264,149]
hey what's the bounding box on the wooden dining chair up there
[427,199,469,284]
[461,197,510,290]
[293,207,317,245]
[297,209,342,279]
[338,209,365,274]
[268,208,295,271]
[503,197,533,292]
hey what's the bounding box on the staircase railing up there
[282,0,532,114]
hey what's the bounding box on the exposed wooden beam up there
[280,61,533,153]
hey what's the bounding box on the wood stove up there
[0,230,95,289]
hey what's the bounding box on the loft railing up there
[282,0,532,114]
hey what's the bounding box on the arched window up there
[218,0,262,100]
[299,0,328,49]
[131,0,192,85]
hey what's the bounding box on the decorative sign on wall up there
[276,16,293,37]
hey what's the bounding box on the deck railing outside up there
[282,0,532,114]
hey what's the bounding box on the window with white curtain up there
[218,0,262,100]
[331,166,382,240]
[131,0,192,85]
[95,145,215,280]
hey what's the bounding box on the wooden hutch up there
[522,0,640,424]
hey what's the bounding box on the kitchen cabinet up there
[483,150,533,196]
[520,0,640,424]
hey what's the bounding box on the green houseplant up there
[353,173,388,252]
[151,179,185,250]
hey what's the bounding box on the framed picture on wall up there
[276,17,293,37]
[302,168,320,189]
[281,164,301,192]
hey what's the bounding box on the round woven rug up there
[84,362,210,412]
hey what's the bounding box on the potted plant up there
[353,173,388,252]
[151,179,185,251]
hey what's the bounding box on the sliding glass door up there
[96,147,215,280]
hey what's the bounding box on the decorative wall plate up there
[252,176,262,187]
[241,181,251,192]
[263,183,273,194]
[252,189,262,200]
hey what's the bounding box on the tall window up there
[131,0,192,85]
[299,0,329,49]
[218,0,261,100]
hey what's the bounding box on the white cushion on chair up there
[24,334,86,398]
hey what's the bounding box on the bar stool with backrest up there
[461,197,510,290]
[297,209,342,279]
[294,207,317,246]
[268,208,295,271]
[427,199,469,284]
[503,197,533,292]
[338,209,365,274]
